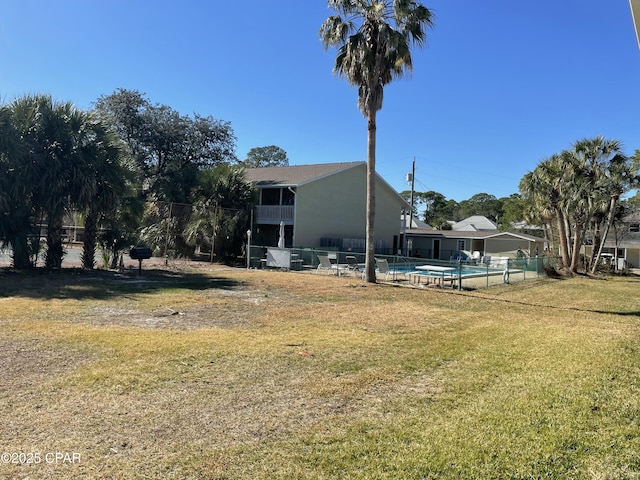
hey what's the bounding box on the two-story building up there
[244,162,409,254]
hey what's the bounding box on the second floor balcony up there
[255,205,294,224]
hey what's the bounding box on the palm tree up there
[564,138,624,273]
[5,95,51,268]
[35,98,90,269]
[520,155,572,270]
[9,95,113,269]
[185,164,256,261]
[0,104,35,268]
[589,150,634,274]
[320,0,434,282]
[75,116,132,269]
[522,137,629,274]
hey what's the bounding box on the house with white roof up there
[244,162,409,254]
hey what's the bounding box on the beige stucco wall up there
[625,249,640,268]
[293,164,405,250]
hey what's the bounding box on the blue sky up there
[2,1,639,202]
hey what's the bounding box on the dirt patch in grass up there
[0,336,94,392]
[81,287,270,329]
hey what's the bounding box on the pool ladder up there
[393,255,412,281]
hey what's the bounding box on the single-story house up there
[244,162,409,253]
[405,228,546,261]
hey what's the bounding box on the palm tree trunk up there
[589,218,602,271]
[82,209,97,269]
[555,208,570,269]
[109,247,120,270]
[569,222,584,273]
[364,111,377,283]
[565,214,575,264]
[11,232,31,269]
[543,222,553,253]
[45,215,64,269]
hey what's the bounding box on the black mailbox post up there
[129,247,152,275]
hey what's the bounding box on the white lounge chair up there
[317,255,346,275]
[375,258,405,281]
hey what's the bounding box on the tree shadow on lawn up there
[0,267,242,300]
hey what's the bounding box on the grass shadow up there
[0,266,242,300]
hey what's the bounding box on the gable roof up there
[407,229,543,242]
[402,215,432,229]
[244,162,364,187]
[452,215,497,231]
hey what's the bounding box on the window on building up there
[281,187,296,205]
[261,188,281,205]
[457,240,465,251]
[630,223,640,233]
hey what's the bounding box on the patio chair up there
[345,255,361,275]
[375,258,405,281]
[317,255,346,275]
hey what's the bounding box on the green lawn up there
[1,266,639,479]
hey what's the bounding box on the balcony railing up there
[255,205,294,224]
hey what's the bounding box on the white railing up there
[255,205,294,223]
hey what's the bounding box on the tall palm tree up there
[75,116,132,269]
[320,0,434,282]
[185,164,256,261]
[521,155,572,269]
[9,95,106,269]
[6,95,51,268]
[589,150,634,274]
[0,104,35,268]
[564,138,624,273]
[36,98,90,268]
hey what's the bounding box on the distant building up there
[405,228,545,261]
[244,162,409,253]
[584,209,640,269]
[451,215,497,232]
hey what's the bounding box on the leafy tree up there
[320,0,434,282]
[457,193,503,222]
[242,146,289,168]
[94,89,237,203]
[499,194,527,231]
[399,190,460,229]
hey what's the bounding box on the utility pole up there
[409,157,415,233]
[403,157,416,256]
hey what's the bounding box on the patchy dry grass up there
[0,266,639,479]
